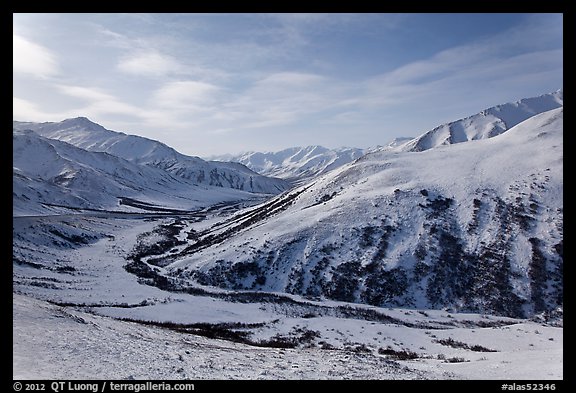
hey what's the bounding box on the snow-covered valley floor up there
[13,292,563,380]
[14,293,434,380]
[13,211,563,380]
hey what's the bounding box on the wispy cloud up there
[152,81,223,109]
[355,17,563,113]
[209,72,341,132]
[13,97,51,121]
[55,85,116,102]
[56,84,144,118]
[12,13,562,156]
[117,50,183,77]
[13,34,58,78]
[13,97,76,121]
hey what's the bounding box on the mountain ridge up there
[13,129,267,216]
[211,90,562,179]
[164,107,563,318]
[12,117,289,195]
[399,89,563,152]
[211,145,368,181]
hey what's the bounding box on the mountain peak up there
[214,145,367,180]
[402,90,563,153]
[59,117,107,131]
[12,118,290,195]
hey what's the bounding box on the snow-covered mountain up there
[399,90,563,152]
[213,91,563,181]
[13,95,563,380]
[163,107,563,319]
[13,129,266,216]
[212,146,367,181]
[379,137,414,150]
[13,117,289,194]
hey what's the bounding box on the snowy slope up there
[400,90,563,152]
[13,129,265,216]
[379,136,414,150]
[13,109,563,381]
[164,108,563,319]
[13,117,289,194]
[13,212,562,379]
[13,292,562,380]
[212,146,367,181]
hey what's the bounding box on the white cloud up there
[14,84,146,125]
[244,72,333,115]
[138,73,340,133]
[209,72,346,132]
[13,97,46,120]
[55,85,115,102]
[118,50,183,77]
[85,100,143,118]
[54,84,143,117]
[355,21,563,111]
[13,97,70,121]
[152,80,223,109]
[98,26,230,82]
[13,34,58,78]
[12,14,562,156]
[254,72,327,88]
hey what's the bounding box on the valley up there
[13,201,562,380]
[13,91,563,380]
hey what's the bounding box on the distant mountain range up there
[212,90,563,180]
[211,146,368,182]
[13,118,290,216]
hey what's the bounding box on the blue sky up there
[13,13,563,157]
